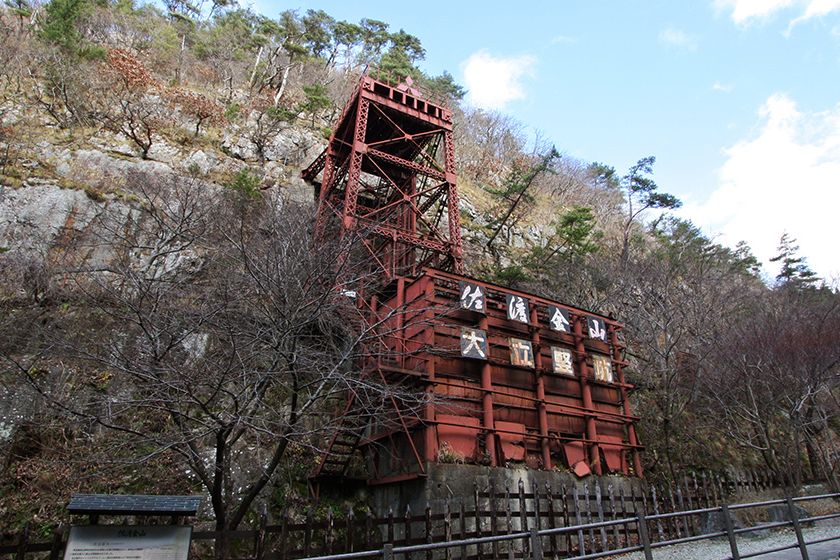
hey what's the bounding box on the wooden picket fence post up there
[1,469,821,560]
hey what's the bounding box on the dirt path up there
[610,519,840,560]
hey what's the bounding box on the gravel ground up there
[610,519,840,560]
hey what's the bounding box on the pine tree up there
[770,233,819,289]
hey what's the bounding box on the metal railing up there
[297,492,840,560]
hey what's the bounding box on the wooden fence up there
[0,469,797,560]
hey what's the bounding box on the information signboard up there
[64,526,192,560]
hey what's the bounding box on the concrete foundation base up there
[365,463,644,516]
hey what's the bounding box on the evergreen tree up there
[38,0,104,59]
[770,233,819,289]
[619,156,681,266]
[5,0,32,29]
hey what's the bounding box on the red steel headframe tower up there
[302,76,463,281]
[303,74,643,491]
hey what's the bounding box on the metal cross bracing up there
[302,75,463,283]
[304,74,643,493]
[308,281,432,493]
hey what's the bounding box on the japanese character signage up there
[461,327,488,359]
[551,347,574,375]
[592,354,613,382]
[506,294,530,323]
[509,338,535,368]
[459,281,485,313]
[587,316,607,341]
[547,305,571,333]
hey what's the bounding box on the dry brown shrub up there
[166,87,224,136]
[105,48,162,91]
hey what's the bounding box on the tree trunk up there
[176,33,186,85]
[804,437,822,481]
[248,45,263,90]
[273,65,291,107]
[663,416,677,482]
[214,526,230,560]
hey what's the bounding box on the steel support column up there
[443,130,463,273]
[423,279,437,463]
[479,314,497,466]
[530,304,552,469]
[575,316,602,475]
[610,325,643,476]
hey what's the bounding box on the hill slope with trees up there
[1,0,839,532]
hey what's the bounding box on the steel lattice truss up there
[303,76,643,492]
[303,76,464,281]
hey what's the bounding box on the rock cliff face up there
[0,104,331,471]
[1,125,556,293]
[2,184,102,257]
[0,110,325,258]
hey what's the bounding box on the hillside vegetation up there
[1,0,839,533]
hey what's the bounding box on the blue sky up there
[248,0,840,281]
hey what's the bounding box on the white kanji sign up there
[459,281,485,313]
[461,328,488,359]
[551,347,574,375]
[548,306,571,333]
[588,316,607,341]
[593,354,613,382]
[506,295,529,323]
[509,338,535,368]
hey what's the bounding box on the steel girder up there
[302,76,464,282]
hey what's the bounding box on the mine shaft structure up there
[302,75,642,492]
[302,76,463,282]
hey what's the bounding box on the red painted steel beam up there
[359,89,452,128]
[427,378,639,424]
[611,325,644,476]
[431,419,641,449]
[574,315,603,475]
[479,314,497,467]
[423,277,438,463]
[530,304,552,470]
[301,148,327,183]
[443,132,463,273]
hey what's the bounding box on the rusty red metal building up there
[302,75,642,490]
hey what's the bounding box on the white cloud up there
[659,27,699,51]
[712,82,734,92]
[715,0,796,24]
[715,0,840,27]
[461,50,536,110]
[680,93,840,279]
[550,35,577,44]
[788,0,840,32]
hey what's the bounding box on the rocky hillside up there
[2,0,839,533]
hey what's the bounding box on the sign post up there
[65,495,203,560]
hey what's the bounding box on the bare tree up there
[702,286,840,488]
[617,219,761,479]
[454,108,524,182]
[1,172,426,554]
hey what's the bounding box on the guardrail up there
[297,493,840,560]
[2,492,837,559]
